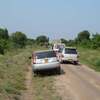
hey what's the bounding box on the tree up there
[0,28,9,54]
[77,30,90,42]
[61,38,68,44]
[0,39,8,54]
[11,32,27,48]
[0,28,9,40]
[26,38,35,46]
[36,35,49,46]
[91,33,100,49]
[61,38,76,46]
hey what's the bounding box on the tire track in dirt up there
[55,64,100,100]
[21,66,33,100]
[55,66,77,100]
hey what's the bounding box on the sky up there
[0,0,100,40]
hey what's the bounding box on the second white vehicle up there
[58,47,79,64]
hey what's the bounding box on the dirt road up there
[55,64,100,100]
[21,66,33,100]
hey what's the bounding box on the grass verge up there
[0,45,60,100]
[78,47,100,71]
[32,75,61,100]
[0,46,33,100]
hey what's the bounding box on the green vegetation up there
[77,30,90,42]
[36,35,49,47]
[0,45,57,100]
[78,48,100,71]
[0,27,49,54]
[0,26,100,100]
[61,30,100,49]
[33,76,61,100]
[0,28,9,54]
[61,30,100,71]
[0,47,32,100]
[11,32,27,48]
[0,27,51,100]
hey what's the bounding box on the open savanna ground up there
[0,46,100,100]
[78,48,100,71]
[0,46,33,100]
[0,46,60,100]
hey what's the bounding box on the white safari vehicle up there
[53,43,65,52]
[31,50,61,75]
[58,47,79,64]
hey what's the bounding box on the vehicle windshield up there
[65,48,77,54]
[36,51,56,59]
[54,44,64,49]
[59,47,64,53]
[57,45,64,49]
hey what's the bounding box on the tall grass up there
[32,76,61,100]
[0,46,33,100]
[78,48,100,71]
[0,45,60,100]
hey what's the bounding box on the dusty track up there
[21,66,33,100]
[55,64,100,100]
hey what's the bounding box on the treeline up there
[0,28,100,54]
[0,28,49,54]
[61,30,100,49]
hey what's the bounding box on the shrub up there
[11,32,27,48]
[93,59,100,71]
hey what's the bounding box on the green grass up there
[32,75,61,100]
[0,46,33,100]
[78,47,100,71]
[31,46,61,100]
[0,45,60,100]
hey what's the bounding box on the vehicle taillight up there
[32,56,37,64]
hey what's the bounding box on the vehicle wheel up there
[73,61,78,65]
[59,60,63,64]
[56,67,61,75]
[33,71,37,77]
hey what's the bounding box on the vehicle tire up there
[56,67,61,75]
[73,61,78,65]
[33,71,37,77]
[59,60,63,64]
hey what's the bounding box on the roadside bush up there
[91,33,100,49]
[26,38,35,46]
[0,39,9,54]
[2,81,20,95]
[0,28,9,40]
[0,45,4,54]
[93,59,100,71]
[0,28,9,54]
[77,30,90,42]
[11,32,27,48]
[36,35,49,47]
